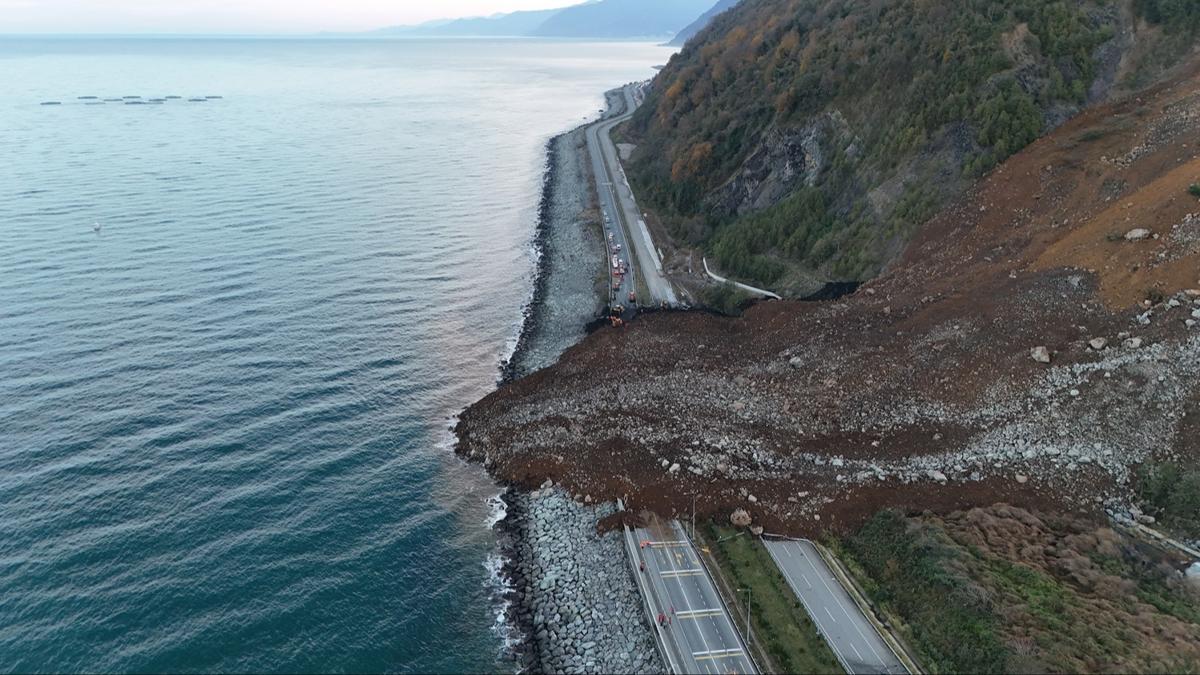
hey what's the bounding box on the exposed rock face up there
[707,112,853,217]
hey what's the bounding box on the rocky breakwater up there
[507,486,663,674]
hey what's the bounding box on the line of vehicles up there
[607,213,637,307]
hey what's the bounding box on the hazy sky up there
[0,0,578,34]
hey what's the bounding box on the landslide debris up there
[457,58,1200,536]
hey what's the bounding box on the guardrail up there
[762,533,920,675]
[703,258,782,300]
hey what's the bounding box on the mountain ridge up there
[667,0,740,46]
[375,0,715,39]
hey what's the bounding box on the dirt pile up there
[457,60,1200,536]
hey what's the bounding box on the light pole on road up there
[691,493,697,539]
[738,587,752,641]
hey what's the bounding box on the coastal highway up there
[586,84,678,307]
[764,539,908,675]
[630,519,756,674]
[587,89,637,310]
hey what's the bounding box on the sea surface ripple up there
[0,37,671,673]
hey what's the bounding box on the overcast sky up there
[0,0,578,34]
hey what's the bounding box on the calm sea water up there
[0,38,671,673]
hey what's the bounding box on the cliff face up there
[626,0,1200,293]
[458,59,1200,536]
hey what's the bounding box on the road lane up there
[586,90,637,313]
[633,521,756,674]
[586,84,677,307]
[764,539,907,675]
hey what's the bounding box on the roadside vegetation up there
[626,0,1200,290]
[836,507,1200,673]
[1136,461,1200,540]
[699,522,842,674]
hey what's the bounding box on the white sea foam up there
[485,492,509,529]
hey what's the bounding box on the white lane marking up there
[766,542,851,672]
[801,573,812,589]
[671,522,753,673]
[677,608,724,618]
[660,568,703,578]
[667,522,753,673]
[800,541,891,666]
[825,606,837,623]
[653,529,717,672]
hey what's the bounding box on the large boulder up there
[730,508,752,527]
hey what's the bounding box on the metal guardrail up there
[762,533,919,675]
[703,257,782,300]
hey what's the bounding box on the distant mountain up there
[534,0,715,38]
[377,0,714,40]
[375,9,562,37]
[667,0,740,46]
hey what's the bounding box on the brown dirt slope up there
[457,60,1200,537]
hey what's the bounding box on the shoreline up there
[490,128,578,670]
[498,136,561,386]
[485,101,663,673]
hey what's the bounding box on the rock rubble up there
[507,490,663,674]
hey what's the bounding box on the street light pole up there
[691,493,697,539]
[737,587,752,641]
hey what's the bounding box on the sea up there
[0,37,672,673]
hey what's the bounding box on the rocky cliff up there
[626,0,1200,293]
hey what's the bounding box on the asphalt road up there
[585,84,678,307]
[764,539,907,675]
[632,520,756,675]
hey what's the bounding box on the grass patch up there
[1136,461,1200,540]
[1189,183,1200,198]
[700,522,842,674]
[840,508,1200,673]
[698,281,753,316]
[839,510,1009,673]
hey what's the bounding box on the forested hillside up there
[668,0,740,46]
[627,0,1200,294]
